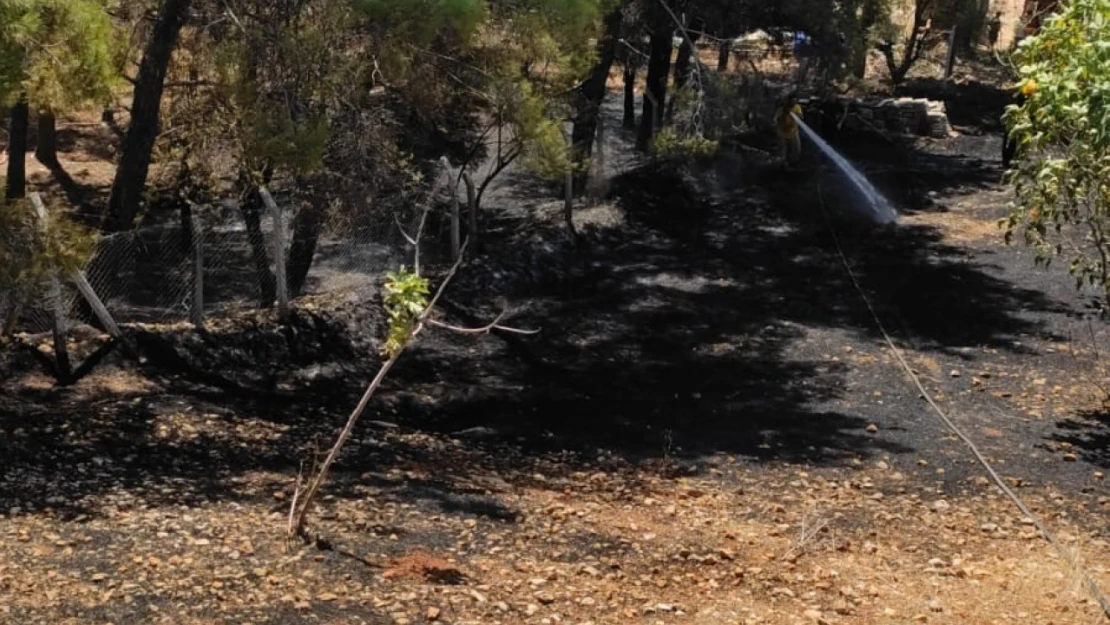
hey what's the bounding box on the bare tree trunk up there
[5,95,29,200]
[853,0,882,78]
[666,24,700,122]
[622,61,638,129]
[636,24,675,151]
[571,6,622,194]
[879,0,932,85]
[717,38,731,72]
[286,203,324,298]
[35,112,57,165]
[102,0,192,232]
[241,186,277,308]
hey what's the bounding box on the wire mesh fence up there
[3,120,619,345]
[5,186,445,340]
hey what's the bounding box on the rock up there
[655,603,676,612]
[468,589,488,603]
[525,604,539,616]
[931,500,951,512]
[1063,453,1077,462]
[426,607,441,621]
[1096,472,1105,480]
[927,598,943,612]
[980,523,999,533]
[866,423,879,434]
[318,592,338,601]
[536,593,555,605]
[949,369,961,378]
[454,426,499,440]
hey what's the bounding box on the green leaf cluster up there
[381,267,430,358]
[650,126,719,161]
[0,196,98,291]
[1004,0,1110,296]
[0,0,116,112]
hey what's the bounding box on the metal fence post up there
[259,187,289,318]
[190,213,205,329]
[28,193,72,380]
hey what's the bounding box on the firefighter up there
[774,95,804,168]
[988,12,1002,50]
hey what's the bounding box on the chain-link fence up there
[3,185,449,341]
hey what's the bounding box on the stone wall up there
[804,96,953,138]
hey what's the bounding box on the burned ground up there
[3,80,1110,624]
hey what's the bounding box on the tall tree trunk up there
[35,111,57,165]
[853,0,881,78]
[636,25,675,152]
[622,61,638,129]
[240,180,277,308]
[286,203,325,298]
[717,38,731,72]
[5,95,28,200]
[102,0,192,232]
[570,6,622,195]
[667,26,700,122]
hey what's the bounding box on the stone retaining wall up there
[803,96,953,138]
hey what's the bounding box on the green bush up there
[1003,0,1110,296]
[0,197,98,291]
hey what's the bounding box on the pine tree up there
[0,0,116,198]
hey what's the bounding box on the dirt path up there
[4,93,1110,624]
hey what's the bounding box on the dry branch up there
[289,234,538,539]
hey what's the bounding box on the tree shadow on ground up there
[385,149,1065,463]
[0,133,1071,518]
[1052,408,1110,469]
[40,158,102,211]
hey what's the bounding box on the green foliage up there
[381,267,430,358]
[240,101,330,176]
[354,0,487,81]
[166,0,365,187]
[650,126,719,161]
[1003,0,1110,296]
[355,0,487,42]
[0,197,98,291]
[506,81,574,180]
[0,0,116,112]
[499,0,606,84]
